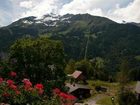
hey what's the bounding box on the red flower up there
[66,94,77,100]
[24,83,32,91]
[38,89,44,95]
[22,79,32,85]
[15,90,21,95]
[10,71,17,77]
[22,78,29,83]
[35,84,44,95]
[53,88,61,94]
[59,92,68,99]
[24,86,33,91]
[35,84,44,90]
[22,78,32,91]
[7,79,14,86]
[25,81,32,87]
[0,77,3,84]
[9,84,17,91]
[59,92,77,100]
[2,93,10,97]
[22,79,32,86]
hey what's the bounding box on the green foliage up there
[65,59,76,74]
[90,57,109,80]
[118,88,137,105]
[116,59,130,83]
[97,96,118,105]
[69,58,109,80]
[0,61,12,78]
[9,37,66,84]
[75,60,93,79]
[0,14,140,81]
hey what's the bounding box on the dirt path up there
[84,99,97,105]
[83,94,107,105]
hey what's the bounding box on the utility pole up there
[84,31,90,60]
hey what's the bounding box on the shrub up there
[118,88,137,105]
[0,70,76,105]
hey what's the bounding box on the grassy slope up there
[84,80,136,105]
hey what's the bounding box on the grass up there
[96,96,119,105]
[83,80,120,104]
[87,80,120,96]
[85,80,137,105]
[88,80,119,87]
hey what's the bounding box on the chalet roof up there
[71,70,82,79]
[66,83,90,93]
[135,81,140,94]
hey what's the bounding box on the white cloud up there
[59,0,132,15]
[21,0,61,18]
[20,0,33,9]
[1,0,140,26]
[59,0,140,23]
[109,0,140,22]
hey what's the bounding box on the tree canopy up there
[9,37,66,83]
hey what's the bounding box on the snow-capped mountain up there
[9,13,73,28]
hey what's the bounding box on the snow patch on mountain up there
[23,20,33,24]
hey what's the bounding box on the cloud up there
[21,0,63,18]
[21,0,135,22]
[109,0,140,22]
[59,0,140,23]
[20,0,33,9]
[0,0,140,26]
[59,0,132,15]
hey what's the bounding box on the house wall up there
[71,89,91,99]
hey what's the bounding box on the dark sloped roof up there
[135,81,140,93]
[71,70,82,79]
[66,83,90,93]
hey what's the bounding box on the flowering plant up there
[0,70,76,105]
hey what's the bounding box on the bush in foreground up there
[0,71,76,105]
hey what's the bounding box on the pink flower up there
[22,79,32,86]
[22,78,32,91]
[7,79,14,86]
[9,71,17,77]
[22,78,29,83]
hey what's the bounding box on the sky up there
[0,0,140,26]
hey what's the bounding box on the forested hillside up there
[0,14,140,78]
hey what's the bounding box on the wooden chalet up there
[66,83,91,99]
[68,70,87,84]
[71,70,85,80]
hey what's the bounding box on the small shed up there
[66,83,91,99]
[135,81,140,100]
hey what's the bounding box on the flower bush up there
[53,88,77,105]
[0,68,77,105]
